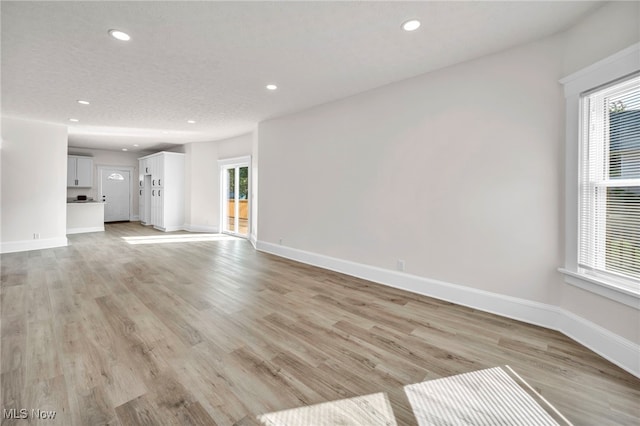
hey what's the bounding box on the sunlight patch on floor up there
[258,366,571,426]
[122,233,240,245]
[258,393,396,426]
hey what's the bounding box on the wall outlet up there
[278,238,283,245]
[33,233,40,240]
[396,259,405,271]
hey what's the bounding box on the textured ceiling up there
[2,1,601,152]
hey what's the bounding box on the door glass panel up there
[238,167,249,236]
[227,168,235,232]
[107,173,125,181]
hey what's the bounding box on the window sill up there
[558,268,640,309]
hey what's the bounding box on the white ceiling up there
[2,1,601,152]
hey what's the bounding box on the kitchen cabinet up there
[138,186,146,225]
[151,187,163,227]
[140,158,151,175]
[138,162,146,224]
[67,156,93,187]
[138,152,184,231]
[152,156,163,188]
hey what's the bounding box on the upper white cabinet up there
[138,152,184,232]
[67,156,93,188]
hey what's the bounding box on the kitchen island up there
[67,201,105,234]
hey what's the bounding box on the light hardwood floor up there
[1,222,639,425]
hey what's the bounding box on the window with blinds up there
[579,74,640,286]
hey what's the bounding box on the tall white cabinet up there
[138,152,185,232]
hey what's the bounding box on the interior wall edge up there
[256,240,640,379]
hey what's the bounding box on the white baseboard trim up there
[557,310,640,378]
[256,241,640,378]
[183,224,219,233]
[155,224,187,232]
[250,233,257,249]
[1,237,68,254]
[67,226,105,235]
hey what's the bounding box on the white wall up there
[1,117,68,252]
[259,35,565,305]
[67,147,141,218]
[256,1,640,373]
[561,1,640,75]
[217,133,253,159]
[184,141,218,231]
[183,133,252,231]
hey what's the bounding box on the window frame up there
[559,43,640,309]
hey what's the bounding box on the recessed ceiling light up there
[266,84,278,91]
[187,120,196,124]
[133,144,139,147]
[402,19,421,32]
[108,29,131,41]
[69,118,79,122]
[122,148,128,151]
[77,100,90,105]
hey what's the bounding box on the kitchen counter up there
[67,202,105,234]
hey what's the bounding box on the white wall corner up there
[131,215,140,221]
[250,233,257,249]
[256,240,640,379]
[1,237,68,254]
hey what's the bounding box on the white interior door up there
[100,168,131,222]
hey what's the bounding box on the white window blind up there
[579,74,640,285]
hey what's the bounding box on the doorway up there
[219,156,250,237]
[99,167,132,222]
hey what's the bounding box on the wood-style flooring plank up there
[23,375,70,426]
[0,222,638,425]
